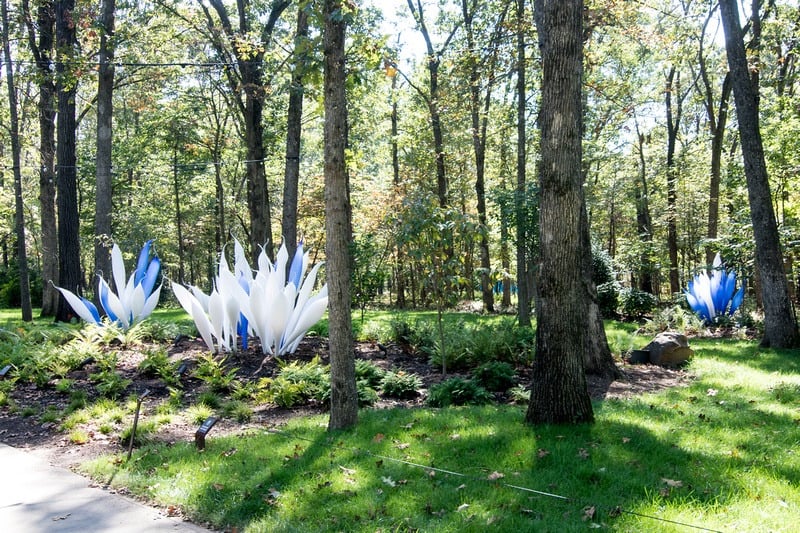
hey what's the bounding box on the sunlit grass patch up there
[79,333,800,533]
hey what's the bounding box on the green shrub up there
[619,287,658,318]
[222,400,254,422]
[90,370,132,399]
[185,403,214,425]
[132,319,182,342]
[641,305,705,335]
[120,419,159,447]
[138,348,171,377]
[193,354,238,392]
[471,361,516,392]
[197,391,222,408]
[508,385,530,404]
[355,359,386,388]
[426,378,492,407]
[772,382,800,404]
[356,382,379,406]
[596,281,620,317]
[380,370,421,399]
[264,377,307,408]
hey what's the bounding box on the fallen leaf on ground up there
[488,471,505,481]
[582,505,596,521]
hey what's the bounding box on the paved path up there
[0,443,211,532]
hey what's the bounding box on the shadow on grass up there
[98,395,797,532]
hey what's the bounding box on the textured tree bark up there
[2,0,32,321]
[515,0,531,327]
[94,0,115,299]
[282,6,309,267]
[720,0,799,348]
[22,0,59,316]
[324,0,358,430]
[526,0,594,425]
[55,0,82,323]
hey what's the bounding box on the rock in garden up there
[643,331,693,366]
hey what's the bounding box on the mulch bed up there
[0,336,691,469]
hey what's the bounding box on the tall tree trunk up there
[499,139,512,308]
[2,0,32,321]
[634,120,654,293]
[526,0,594,425]
[94,0,115,300]
[202,0,290,263]
[324,0,357,430]
[720,0,799,348]
[665,67,681,296]
[282,6,310,265]
[55,0,82,323]
[515,0,531,327]
[173,149,186,283]
[581,202,620,378]
[706,74,732,265]
[406,0,448,207]
[390,69,407,308]
[23,0,58,316]
[462,0,504,313]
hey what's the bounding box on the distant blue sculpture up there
[684,253,745,323]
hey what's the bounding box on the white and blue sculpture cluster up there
[57,240,162,329]
[58,238,328,356]
[684,253,745,324]
[171,239,328,356]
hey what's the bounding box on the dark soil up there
[0,336,692,471]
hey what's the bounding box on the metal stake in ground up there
[126,389,150,462]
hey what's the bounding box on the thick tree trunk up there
[324,0,357,430]
[55,0,82,322]
[282,7,309,264]
[243,83,272,262]
[2,0,32,321]
[720,0,799,348]
[23,0,58,316]
[94,0,115,300]
[526,0,594,425]
[581,203,621,379]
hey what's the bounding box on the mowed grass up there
[81,335,800,532]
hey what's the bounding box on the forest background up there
[1,0,799,329]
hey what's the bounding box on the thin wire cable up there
[262,426,724,533]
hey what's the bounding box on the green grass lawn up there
[79,333,800,532]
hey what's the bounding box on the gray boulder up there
[643,331,693,366]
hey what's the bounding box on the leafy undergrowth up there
[81,339,800,533]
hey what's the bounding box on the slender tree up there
[526,0,594,424]
[197,0,291,262]
[720,0,799,348]
[460,0,508,313]
[697,4,732,266]
[94,0,116,297]
[22,0,58,316]
[1,0,32,321]
[515,0,532,327]
[405,0,459,208]
[282,4,311,265]
[325,0,357,430]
